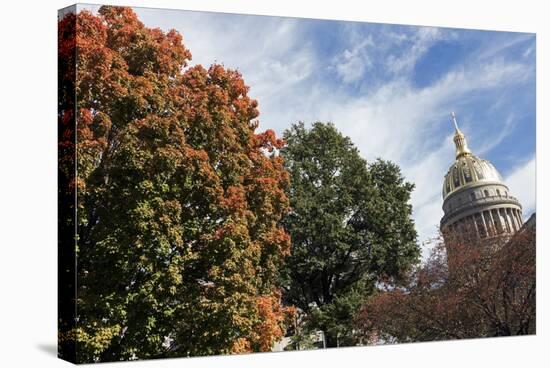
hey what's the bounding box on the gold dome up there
[442,113,503,199]
[442,155,503,199]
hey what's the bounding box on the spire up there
[451,112,471,158]
[451,111,460,132]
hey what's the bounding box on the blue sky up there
[79,5,536,258]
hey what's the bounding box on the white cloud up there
[475,114,516,156]
[504,157,536,219]
[274,60,532,254]
[523,44,535,59]
[334,36,374,83]
[476,33,534,62]
[134,9,535,259]
[386,27,444,74]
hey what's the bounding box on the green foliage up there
[280,122,419,347]
[59,6,291,362]
[308,281,373,347]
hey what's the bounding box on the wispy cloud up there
[476,33,535,61]
[505,156,536,219]
[333,36,374,84]
[132,8,535,258]
[386,27,445,75]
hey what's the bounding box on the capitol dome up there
[442,154,503,200]
[440,113,523,239]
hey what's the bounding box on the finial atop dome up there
[451,111,460,132]
[451,112,471,158]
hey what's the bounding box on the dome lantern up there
[451,112,471,159]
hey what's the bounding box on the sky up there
[79,5,536,259]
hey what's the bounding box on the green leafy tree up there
[58,6,292,363]
[280,122,419,347]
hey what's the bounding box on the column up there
[489,209,498,234]
[488,210,496,236]
[511,208,520,231]
[500,208,510,233]
[471,215,479,238]
[496,209,505,234]
[506,208,517,232]
[482,211,491,236]
[515,209,524,227]
[479,212,488,237]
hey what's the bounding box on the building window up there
[496,189,501,196]
[470,192,476,201]
[484,189,489,197]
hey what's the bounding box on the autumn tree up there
[58,11,77,363]
[356,219,536,342]
[58,6,292,363]
[280,122,419,348]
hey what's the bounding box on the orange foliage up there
[59,6,294,361]
[232,291,296,353]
